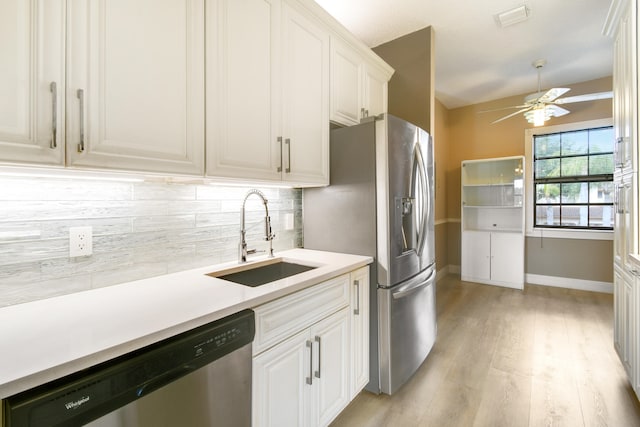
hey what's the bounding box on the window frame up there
[524,118,614,241]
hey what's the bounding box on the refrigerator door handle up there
[413,142,429,257]
[392,267,435,300]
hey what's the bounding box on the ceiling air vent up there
[494,5,530,28]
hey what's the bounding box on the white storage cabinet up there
[0,0,206,175]
[329,36,393,126]
[206,0,330,186]
[1,0,395,186]
[65,0,205,175]
[606,0,640,401]
[0,0,65,166]
[349,266,370,398]
[252,267,369,426]
[461,156,525,289]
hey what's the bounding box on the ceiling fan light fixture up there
[495,5,530,28]
[524,106,550,126]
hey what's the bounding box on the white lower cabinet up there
[350,266,369,398]
[252,267,369,426]
[616,263,638,393]
[461,230,524,289]
[253,308,349,427]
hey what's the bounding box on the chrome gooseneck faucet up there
[239,189,275,263]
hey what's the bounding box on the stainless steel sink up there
[207,258,317,287]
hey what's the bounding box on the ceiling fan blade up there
[537,88,570,103]
[491,106,533,124]
[524,88,570,104]
[554,91,613,104]
[546,105,570,117]
[478,104,530,113]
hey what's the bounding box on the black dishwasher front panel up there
[4,309,255,427]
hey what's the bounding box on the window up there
[532,126,614,230]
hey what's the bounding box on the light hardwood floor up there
[331,276,640,427]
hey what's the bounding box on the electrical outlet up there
[284,213,294,231]
[69,226,93,257]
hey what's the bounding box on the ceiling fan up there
[483,59,613,126]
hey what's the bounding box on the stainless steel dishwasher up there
[3,309,255,427]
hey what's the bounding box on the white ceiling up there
[314,0,614,109]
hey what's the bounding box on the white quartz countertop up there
[0,248,372,399]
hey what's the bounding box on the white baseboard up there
[438,265,612,294]
[525,273,613,294]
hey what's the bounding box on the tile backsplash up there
[0,176,302,307]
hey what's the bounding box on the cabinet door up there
[206,0,282,181]
[252,329,311,427]
[619,1,637,175]
[330,37,361,126]
[621,273,634,377]
[66,0,205,175]
[622,175,637,271]
[490,232,524,288]
[0,0,64,166]
[461,231,490,281]
[363,63,388,119]
[614,180,626,266]
[350,266,370,398]
[281,1,329,185]
[311,308,350,427]
[614,175,637,270]
[614,265,625,357]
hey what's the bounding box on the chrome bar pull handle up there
[285,138,291,173]
[50,82,57,149]
[277,137,283,172]
[354,279,360,315]
[616,137,624,168]
[306,340,313,385]
[314,336,321,378]
[77,89,85,152]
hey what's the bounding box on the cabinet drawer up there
[253,274,350,355]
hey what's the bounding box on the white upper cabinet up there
[2,0,390,183]
[206,0,282,182]
[207,0,330,186]
[66,0,205,175]
[363,63,388,119]
[280,1,330,185]
[330,38,362,126]
[330,36,393,127]
[0,0,65,166]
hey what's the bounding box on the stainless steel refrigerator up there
[304,113,436,395]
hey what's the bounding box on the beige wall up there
[447,76,613,218]
[434,99,449,269]
[373,27,435,134]
[443,76,613,282]
[526,237,613,282]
